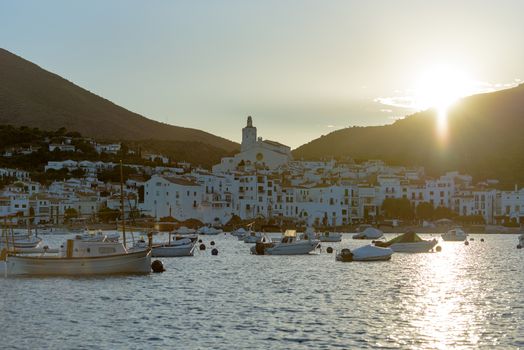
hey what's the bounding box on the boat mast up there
[120,160,126,247]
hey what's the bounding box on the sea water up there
[1,233,523,349]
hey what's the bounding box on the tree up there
[70,168,85,178]
[433,206,455,220]
[98,206,119,223]
[416,202,434,221]
[381,198,414,221]
[64,208,78,222]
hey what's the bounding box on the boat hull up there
[6,250,151,276]
[441,235,467,241]
[390,240,438,253]
[151,244,195,257]
[319,235,342,242]
[264,240,319,255]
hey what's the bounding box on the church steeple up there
[241,115,257,152]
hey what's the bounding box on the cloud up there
[375,80,519,111]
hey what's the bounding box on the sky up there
[1,0,523,148]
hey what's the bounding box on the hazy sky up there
[1,1,523,148]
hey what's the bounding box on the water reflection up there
[0,234,522,349]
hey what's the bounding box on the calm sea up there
[1,233,523,349]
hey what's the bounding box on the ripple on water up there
[1,233,523,349]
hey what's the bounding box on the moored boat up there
[5,238,151,276]
[352,226,383,240]
[374,232,438,253]
[244,231,264,243]
[250,230,319,255]
[441,227,468,241]
[336,244,393,262]
[319,231,342,242]
[133,231,195,257]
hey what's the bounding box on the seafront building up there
[0,116,522,226]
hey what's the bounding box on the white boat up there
[299,227,319,240]
[374,232,438,253]
[250,230,320,255]
[336,244,393,262]
[5,238,151,276]
[79,230,120,242]
[319,231,342,242]
[176,226,196,235]
[197,226,222,235]
[0,234,43,249]
[134,236,195,257]
[231,227,247,237]
[244,231,264,243]
[352,226,383,240]
[441,227,468,241]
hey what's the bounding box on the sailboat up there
[4,161,152,276]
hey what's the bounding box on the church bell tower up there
[241,116,257,152]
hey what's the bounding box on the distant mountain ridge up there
[0,48,238,152]
[293,84,524,187]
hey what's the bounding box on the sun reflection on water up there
[406,243,485,349]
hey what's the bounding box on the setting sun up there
[413,65,477,140]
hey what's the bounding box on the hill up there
[294,84,524,187]
[0,48,238,152]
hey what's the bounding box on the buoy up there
[199,243,206,251]
[326,246,333,254]
[211,248,218,255]
[198,239,203,243]
[480,238,485,242]
[210,241,215,246]
[464,241,469,246]
[435,246,442,252]
[151,260,165,273]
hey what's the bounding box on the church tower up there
[241,116,257,152]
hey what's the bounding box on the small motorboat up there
[231,227,247,237]
[250,230,320,255]
[319,231,342,242]
[352,226,383,240]
[374,232,438,253]
[243,231,263,243]
[336,244,393,262]
[299,227,319,240]
[0,235,43,249]
[441,227,468,241]
[134,236,195,257]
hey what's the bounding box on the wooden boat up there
[5,239,151,276]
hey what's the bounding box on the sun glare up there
[412,65,477,142]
